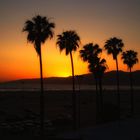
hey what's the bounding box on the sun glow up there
[55,71,71,77]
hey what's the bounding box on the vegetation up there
[80,43,102,94]
[56,30,80,129]
[23,15,55,138]
[88,57,108,119]
[80,43,108,122]
[122,50,138,116]
[104,37,124,119]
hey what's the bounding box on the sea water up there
[0,83,140,91]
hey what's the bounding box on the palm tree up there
[80,43,102,94]
[80,43,102,62]
[88,57,108,121]
[104,37,124,119]
[56,30,80,129]
[122,50,138,116]
[80,43,103,123]
[23,15,55,138]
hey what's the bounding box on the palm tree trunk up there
[116,58,120,119]
[95,78,98,98]
[70,52,76,130]
[39,46,45,139]
[76,76,81,128]
[129,67,134,117]
[99,78,103,121]
[95,77,99,123]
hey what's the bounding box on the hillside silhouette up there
[2,70,140,86]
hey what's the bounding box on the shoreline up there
[0,86,140,91]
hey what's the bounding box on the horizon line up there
[1,70,140,84]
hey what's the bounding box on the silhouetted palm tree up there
[104,37,124,119]
[80,43,102,94]
[80,43,102,62]
[88,57,108,121]
[23,15,55,138]
[80,43,103,122]
[56,30,80,129]
[75,75,83,128]
[122,50,138,116]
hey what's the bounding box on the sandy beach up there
[0,89,140,139]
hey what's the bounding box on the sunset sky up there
[0,0,140,82]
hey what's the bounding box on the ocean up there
[0,83,140,91]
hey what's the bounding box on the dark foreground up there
[0,89,140,139]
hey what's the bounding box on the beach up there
[0,89,140,139]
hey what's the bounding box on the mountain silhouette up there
[1,70,140,86]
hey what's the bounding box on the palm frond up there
[23,15,55,55]
[122,50,138,69]
[56,30,80,55]
[104,37,124,60]
[79,43,102,62]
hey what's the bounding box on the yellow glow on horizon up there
[55,71,71,77]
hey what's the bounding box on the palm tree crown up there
[104,37,124,59]
[122,50,138,69]
[56,30,80,55]
[23,15,55,55]
[80,43,102,62]
[88,57,108,79]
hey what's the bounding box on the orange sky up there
[0,0,140,82]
